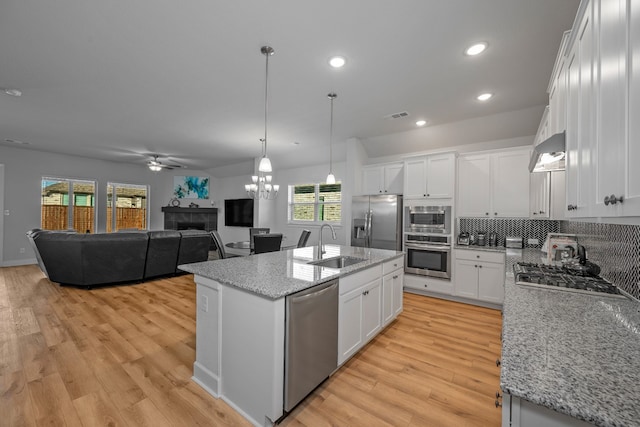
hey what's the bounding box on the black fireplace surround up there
[162,207,218,232]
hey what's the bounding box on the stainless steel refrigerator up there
[351,195,403,250]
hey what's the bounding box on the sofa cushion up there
[144,230,182,279]
[176,230,211,271]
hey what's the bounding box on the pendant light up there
[326,93,337,184]
[258,46,274,173]
[245,46,279,199]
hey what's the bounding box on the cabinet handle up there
[495,400,502,408]
[496,359,501,367]
[423,194,427,197]
[423,284,428,288]
[496,392,502,399]
[539,210,545,214]
[476,255,480,258]
[485,212,489,216]
[567,204,577,211]
[474,265,478,268]
[604,194,624,206]
[532,212,537,215]
[494,212,498,216]
[426,193,430,197]
[479,265,482,268]
[393,275,398,279]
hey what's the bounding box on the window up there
[289,182,341,224]
[106,182,148,232]
[41,178,96,232]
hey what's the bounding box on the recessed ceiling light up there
[328,56,347,68]
[477,93,493,101]
[465,42,488,56]
[2,88,22,97]
[3,138,28,145]
[416,120,427,127]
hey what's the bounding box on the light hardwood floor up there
[0,265,502,426]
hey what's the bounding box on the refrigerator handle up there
[366,209,373,248]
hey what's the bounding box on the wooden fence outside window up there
[41,206,147,232]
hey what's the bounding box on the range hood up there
[529,131,566,172]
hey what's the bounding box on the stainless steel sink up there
[308,256,366,269]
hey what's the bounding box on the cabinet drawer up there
[404,274,453,295]
[455,249,505,264]
[339,264,382,295]
[383,256,403,274]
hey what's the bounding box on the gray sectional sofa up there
[27,228,212,288]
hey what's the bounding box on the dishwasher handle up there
[289,280,338,301]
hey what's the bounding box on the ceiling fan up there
[147,155,183,172]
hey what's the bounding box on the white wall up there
[0,145,211,266]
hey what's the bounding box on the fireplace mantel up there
[161,207,218,214]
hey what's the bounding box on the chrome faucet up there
[318,223,337,256]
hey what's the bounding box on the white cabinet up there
[382,258,403,325]
[403,153,455,199]
[549,171,566,220]
[338,278,382,365]
[548,31,571,136]
[454,249,505,305]
[457,149,530,218]
[362,162,403,195]
[503,394,592,427]
[562,0,640,218]
[529,172,550,219]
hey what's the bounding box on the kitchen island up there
[179,244,404,427]
[501,249,640,427]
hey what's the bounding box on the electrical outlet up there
[3,210,9,216]
[200,295,208,312]
[19,247,25,253]
[528,238,539,245]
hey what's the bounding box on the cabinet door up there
[593,0,626,217]
[623,0,640,216]
[403,157,427,198]
[362,279,382,342]
[491,150,530,217]
[530,172,550,219]
[477,262,505,304]
[454,259,479,299]
[338,288,363,365]
[457,154,491,217]
[362,166,383,195]
[566,2,595,218]
[550,171,566,220]
[426,153,455,198]
[384,163,404,194]
[392,270,404,317]
[382,273,394,325]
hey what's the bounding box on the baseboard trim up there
[403,288,502,310]
[2,258,37,267]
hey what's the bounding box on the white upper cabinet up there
[565,0,595,218]
[530,172,550,219]
[457,149,530,218]
[403,153,455,199]
[361,162,403,195]
[548,31,571,135]
[562,0,640,218]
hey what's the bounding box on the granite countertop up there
[501,249,640,427]
[179,244,404,299]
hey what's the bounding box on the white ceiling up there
[0,0,580,175]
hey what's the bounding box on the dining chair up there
[253,233,283,254]
[249,227,271,250]
[297,229,311,248]
[210,230,236,259]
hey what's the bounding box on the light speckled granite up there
[179,244,404,299]
[501,249,640,427]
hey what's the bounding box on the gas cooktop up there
[514,262,623,297]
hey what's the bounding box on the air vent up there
[383,111,410,120]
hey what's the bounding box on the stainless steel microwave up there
[404,205,451,234]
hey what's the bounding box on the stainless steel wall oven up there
[404,234,451,279]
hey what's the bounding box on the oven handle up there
[404,243,451,251]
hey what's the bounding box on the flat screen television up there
[224,198,254,227]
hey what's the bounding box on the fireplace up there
[161,207,218,233]
[177,222,206,230]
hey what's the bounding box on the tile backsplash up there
[560,221,640,300]
[458,218,559,248]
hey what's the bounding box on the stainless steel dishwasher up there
[284,279,338,412]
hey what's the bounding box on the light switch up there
[200,295,208,312]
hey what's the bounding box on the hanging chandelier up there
[245,46,279,199]
[326,93,337,184]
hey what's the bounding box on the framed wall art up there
[173,176,210,199]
